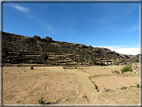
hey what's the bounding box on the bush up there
[63,66,66,69]
[112,70,120,74]
[30,66,34,70]
[136,84,139,88]
[16,65,20,67]
[120,65,132,73]
[38,97,46,104]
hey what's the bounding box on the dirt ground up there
[2,65,140,105]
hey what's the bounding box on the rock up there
[22,37,36,43]
[121,86,127,89]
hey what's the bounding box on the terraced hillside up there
[2,31,139,66]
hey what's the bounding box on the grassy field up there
[3,65,140,105]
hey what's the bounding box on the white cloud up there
[113,48,140,55]
[94,45,140,55]
[12,5,29,12]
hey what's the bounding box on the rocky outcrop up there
[132,63,140,75]
[2,31,140,65]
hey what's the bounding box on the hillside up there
[2,31,139,66]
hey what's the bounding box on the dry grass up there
[3,65,140,104]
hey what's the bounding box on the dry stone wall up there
[132,63,140,75]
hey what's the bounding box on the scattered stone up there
[83,95,87,98]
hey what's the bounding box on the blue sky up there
[2,2,140,55]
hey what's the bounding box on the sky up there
[2,1,140,55]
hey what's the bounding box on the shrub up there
[30,66,34,70]
[38,97,46,104]
[112,70,120,74]
[74,67,78,69]
[16,65,20,67]
[136,84,139,88]
[120,65,132,73]
[63,66,66,69]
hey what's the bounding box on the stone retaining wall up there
[132,63,140,75]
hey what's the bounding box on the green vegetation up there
[38,97,46,104]
[136,84,139,88]
[30,66,34,70]
[63,66,66,69]
[120,65,132,73]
